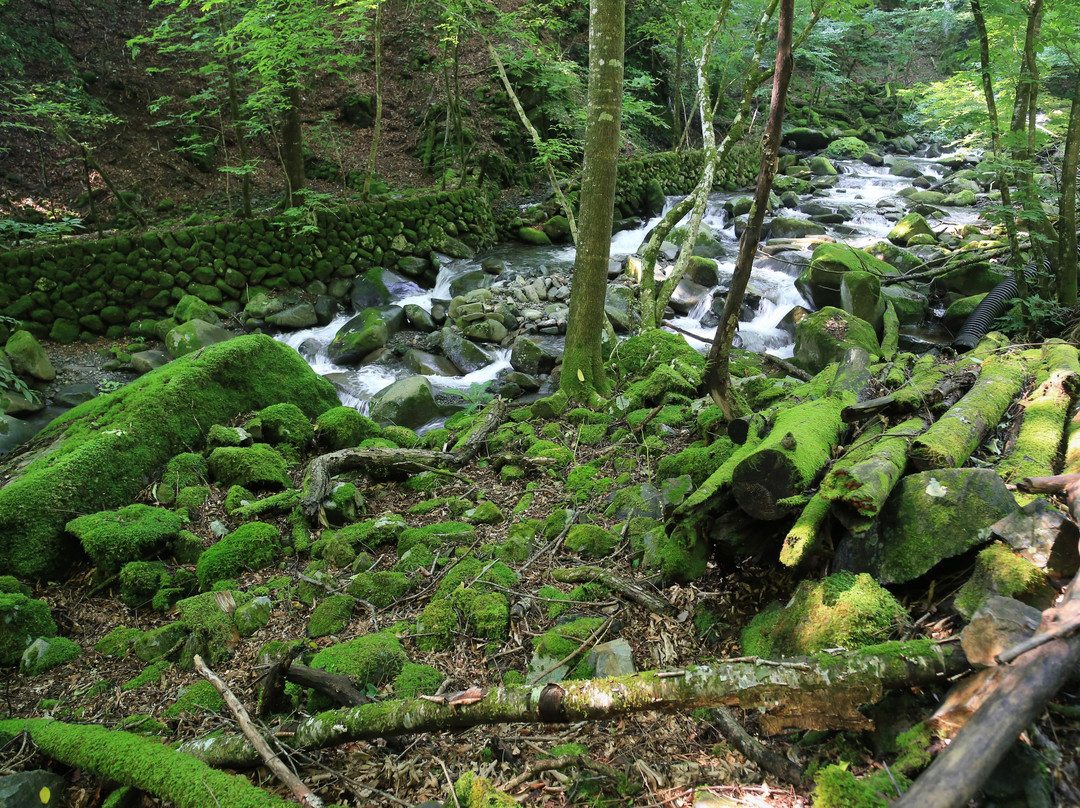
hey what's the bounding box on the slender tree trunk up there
[218,11,252,218]
[281,82,306,208]
[970,0,1021,264]
[1059,71,1080,305]
[704,0,794,417]
[672,23,684,151]
[559,0,624,403]
[363,0,383,201]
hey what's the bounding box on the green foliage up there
[993,294,1069,342]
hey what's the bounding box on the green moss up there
[469,591,509,640]
[20,636,82,674]
[0,593,58,665]
[524,440,573,468]
[119,561,168,608]
[233,489,302,521]
[95,626,143,657]
[533,617,605,673]
[502,670,525,686]
[398,521,475,555]
[0,575,31,596]
[156,452,208,505]
[336,513,408,550]
[417,599,457,651]
[565,524,619,558]
[402,470,450,492]
[381,424,419,448]
[548,742,588,757]
[164,680,225,717]
[196,522,281,589]
[254,402,314,447]
[121,660,170,691]
[742,572,910,658]
[435,557,517,600]
[207,443,291,490]
[115,715,169,736]
[309,631,407,698]
[346,571,412,608]
[393,662,443,698]
[174,486,211,519]
[566,464,614,503]
[307,594,356,637]
[67,504,186,574]
[409,495,472,516]
[614,328,706,380]
[455,771,518,808]
[312,529,358,568]
[465,501,505,525]
[954,542,1054,619]
[170,530,204,564]
[544,509,571,541]
[314,406,381,450]
[566,408,614,425]
[0,334,338,579]
[207,424,249,448]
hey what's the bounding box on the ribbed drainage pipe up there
[952,260,1043,351]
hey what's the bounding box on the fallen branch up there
[179,640,967,768]
[195,654,324,808]
[503,753,621,791]
[285,664,370,707]
[551,566,679,617]
[708,706,805,785]
[0,718,295,808]
[301,399,506,517]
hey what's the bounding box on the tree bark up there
[551,566,678,617]
[281,82,306,208]
[704,0,794,418]
[362,0,383,201]
[1059,68,1080,305]
[910,352,1029,470]
[560,0,623,403]
[179,641,968,768]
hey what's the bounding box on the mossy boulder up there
[164,680,225,717]
[20,636,82,675]
[741,572,910,657]
[796,243,897,310]
[308,631,407,704]
[565,524,619,558]
[252,402,314,447]
[793,307,880,375]
[529,617,605,682]
[164,320,234,359]
[132,622,191,663]
[825,136,870,160]
[67,504,186,575]
[176,590,252,664]
[195,522,281,590]
[0,593,57,666]
[954,542,1056,619]
[932,261,1009,297]
[0,335,337,579]
[346,570,412,608]
[156,452,209,506]
[4,330,55,381]
[315,406,381,449]
[368,375,446,429]
[173,295,220,325]
[307,594,356,637]
[207,444,291,490]
[393,662,443,698]
[841,468,1018,584]
[119,561,169,608]
[888,212,937,247]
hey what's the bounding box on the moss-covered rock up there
[119,561,169,608]
[163,680,225,717]
[253,403,314,447]
[207,444,291,490]
[393,662,443,698]
[416,598,457,651]
[741,572,910,657]
[308,631,407,700]
[455,772,518,808]
[793,307,880,375]
[67,505,186,575]
[314,406,381,449]
[20,636,82,675]
[156,452,209,506]
[5,330,55,381]
[954,542,1056,619]
[888,212,937,247]
[346,571,412,608]
[94,626,142,657]
[0,593,57,665]
[307,593,356,637]
[132,622,190,663]
[565,524,619,558]
[195,522,281,590]
[176,590,251,664]
[796,243,898,310]
[0,335,337,579]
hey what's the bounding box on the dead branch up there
[707,706,805,785]
[551,566,679,617]
[194,654,324,808]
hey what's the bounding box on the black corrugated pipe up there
[952,260,1044,351]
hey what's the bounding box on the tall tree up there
[560,0,625,404]
[704,0,795,417]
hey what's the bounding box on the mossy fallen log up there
[909,351,1029,471]
[818,416,930,533]
[0,719,295,808]
[0,335,339,579]
[179,640,967,768]
[995,342,1080,487]
[731,348,873,520]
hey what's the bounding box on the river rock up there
[369,376,445,429]
[165,320,234,359]
[267,302,318,330]
[887,212,937,246]
[403,349,462,377]
[396,255,432,280]
[313,295,340,326]
[907,190,947,206]
[669,277,711,315]
[463,317,508,343]
[0,770,65,808]
[510,335,562,375]
[174,294,220,325]
[931,261,1008,296]
[881,284,929,325]
[542,215,572,243]
[943,189,977,206]
[131,350,171,374]
[783,127,832,149]
[449,270,492,298]
[328,306,403,365]
[604,285,636,332]
[795,243,897,310]
[5,331,55,382]
[991,498,1080,576]
[840,271,885,331]
[434,327,494,373]
[959,596,1041,667]
[404,303,437,332]
[351,270,392,311]
[793,306,880,374]
[887,158,924,179]
[768,217,827,239]
[809,155,838,176]
[837,468,1018,584]
[518,226,551,245]
[245,292,284,319]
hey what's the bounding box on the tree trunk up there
[910,353,1029,470]
[362,0,383,201]
[281,82,306,208]
[704,0,794,418]
[179,641,968,768]
[218,11,251,218]
[1059,69,1080,305]
[559,0,624,403]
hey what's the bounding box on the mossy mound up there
[0,335,337,579]
[741,572,910,657]
[156,452,209,506]
[954,542,1056,619]
[398,521,474,555]
[119,561,169,608]
[94,626,143,657]
[176,590,252,664]
[532,617,605,679]
[195,523,281,590]
[346,571,413,608]
[307,594,357,637]
[393,662,443,698]
[308,631,408,705]
[207,444,292,490]
[21,636,82,675]
[314,406,382,450]
[163,680,225,718]
[252,403,314,448]
[0,593,57,666]
[565,524,619,558]
[67,504,186,575]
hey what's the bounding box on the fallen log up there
[818,416,930,533]
[0,718,296,808]
[1016,473,1080,524]
[892,581,1080,808]
[300,399,506,517]
[731,347,873,520]
[178,640,967,768]
[909,351,1029,471]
